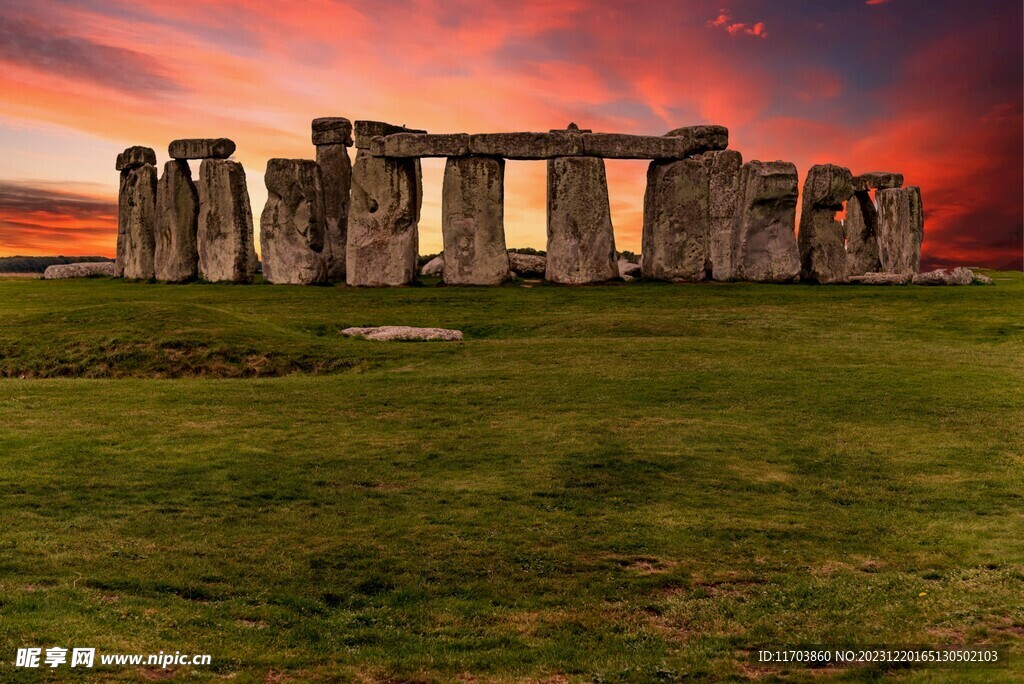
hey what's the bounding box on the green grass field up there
[0,273,1022,682]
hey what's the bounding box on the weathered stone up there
[346,150,420,286]
[468,132,584,159]
[546,157,618,284]
[116,164,157,279]
[115,146,156,171]
[583,126,728,159]
[642,158,711,282]
[704,150,744,281]
[853,172,903,192]
[371,133,471,158]
[168,138,235,160]
[848,272,911,285]
[799,164,855,283]
[912,267,973,286]
[731,160,801,283]
[441,156,510,285]
[618,259,641,280]
[259,159,328,285]
[508,252,546,278]
[43,262,116,279]
[420,254,444,276]
[845,191,881,276]
[341,326,463,341]
[974,273,994,285]
[155,160,199,282]
[877,186,924,274]
[354,121,426,148]
[312,117,353,146]
[315,143,352,281]
[197,159,257,283]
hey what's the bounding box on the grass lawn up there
[0,273,1021,682]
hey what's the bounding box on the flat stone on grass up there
[342,326,463,341]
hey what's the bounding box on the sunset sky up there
[0,0,1020,269]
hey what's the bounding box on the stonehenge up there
[442,155,510,285]
[798,164,856,283]
[155,160,199,282]
[115,120,928,287]
[260,159,328,285]
[116,147,157,279]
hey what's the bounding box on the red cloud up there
[866,0,892,5]
[709,9,768,38]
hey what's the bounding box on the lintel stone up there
[168,138,235,160]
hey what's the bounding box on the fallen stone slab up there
[799,164,855,283]
[117,163,157,279]
[115,146,156,171]
[853,172,903,192]
[618,259,641,279]
[442,156,510,285]
[508,252,546,278]
[877,186,924,275]
[420,254,444,276]
[155,160,199,282]
[354,121,426,148]
[732,160,801,283]
[43,262,115,279]
[341,326,463,341]
[848,272,911,285]
[974,273,994,285]
[260,158,328,285]
[912,267,974,286]
[312,117,353,146]
[371,133,471,158]
[168,138,235,160]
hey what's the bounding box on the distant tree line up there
[0,256,113,274]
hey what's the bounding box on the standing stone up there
[315,142,352,281]
[731,161,801,283]
[877,187,924,274]
[546,156,618,284]
[197,159,257,283]
[845,191,881,276]
[441,156,510,285]
[642,157,710,281]
[155,160,199,282]
[116,162,157,279]
[346,150,420,286]
[706,150,744,280]
[260,159,328,285]
[798,164,855,283]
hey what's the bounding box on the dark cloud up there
[0,13,183,95]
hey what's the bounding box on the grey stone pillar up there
[706,150,744,281]
[197,159,257,283]
[260,159,328,285]
[312,118,353,281]
[798,164,855,283]
[155,160,199,282]
[545,156,618,284]
[346,150,420,286]
[877,187,924,274]
[115,146,158,280]
[441,156,510,285]
[845,191,880,276]
[731,160,801,283]
[642,157,710,282]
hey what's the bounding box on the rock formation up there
[168,138,235,160]
[260,159,328,285]
[731,161,801,283]
[642,157,710,281]
[877,186,924,275]
[43,262,116,279]
[848,272,911,285]
[116,147,157,279]
[346,148,421,286]
[341,326,463,341]
[313,118,353,281]
[845,172,903,277]
[912,267,973,286]
[704,150,744,280]
[197,159,257,283]
[154,160,199,282]
[546,156,618,284]
[420,254,444,276]
[508,252,546,278]
[798,164,855,283]
[442,156,510,285]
